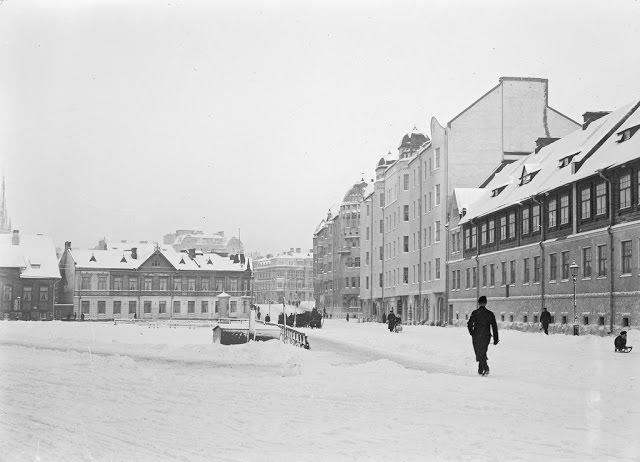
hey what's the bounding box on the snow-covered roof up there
[0,233,60,279]
[453,188,485,214]
[460,98,640,224]
[70,247,248,273]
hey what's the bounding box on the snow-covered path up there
[1,320,638,462]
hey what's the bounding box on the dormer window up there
[89,254,96,262]
[617,124,640,143]
[120,256,127,263]
[491,185,507,197]
[520,171,539,185]
[558,153,578,169]
[179,257,185,264]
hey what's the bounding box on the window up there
[23,286,32,301]
[534,256,541,283]
[500,216,507,241]
[480,223,487,246]
[621,240,632,274]
[188,301,195,313]
[560,194,569,225]
[159,301,166,314]
[510,260,516,284]
[173,301,181,313]
[452,270,457,290]
[523,258,530,283]
[230,301,237,313]
[620,173,631,209]
[379,193,385,207]
[436,221,442,243]
[562,252,570,280]
[403,267,409,284]
[81,276,91,290]
[490,264,495,286]
[482,265,487,287]
[470,226,476,248]
[379,273,383,287]
[113,301,121,314]
[173,277,181,290]
[215,300,220,313]
[201,301,208,313]
[435,184,441,206]
[508,212,516,239]
[216,279,224,291]
[403,236,409,252]
[548,198,557,228]
[98,276,107,290]
[365,276,369,289]
[114,277,123,290]
[596,182,607,215]
[522,208,530,235]
[581,187,591,219]
[435,148,440,169]
[345,277,350,288]
[379,246,384,260]
[39,286,48,301]
[403,205,409,221]
[128,301,136,314]
[144,301,151,314]
[144,277,152,290]
[472,267,477,288]
[201,278,209,291]
[598,244,607,277]
[583,247,592,278]
[403,174,409,190]
[188,278,196,291]
[435,258,441,280]
[549,254,557,281]
[98,301,106,314]
[501,262,507,285]
[532,205,540,232]
[488,220,495,244]
[128,278,138,290]
[81,300,90,314]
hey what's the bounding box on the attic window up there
[31,263,41,269]
[491,185,507,197]
[617,124,640,143]
[89,254,96,262]
[558,153,578,169]
[179,257,185,264]
[519,171,539,185]
[207,258,213,265]
[120,256,127,263]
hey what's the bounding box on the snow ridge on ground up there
[1,320,638,462]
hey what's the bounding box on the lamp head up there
[570,261,579,278]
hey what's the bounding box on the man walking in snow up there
[540,307,551,335]
[467,296,499,375]
[387,310,396,333]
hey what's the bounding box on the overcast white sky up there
[1,0,639,254]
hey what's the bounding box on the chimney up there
[296,247,301,253]
[131,247,137,259]
[188,248,196,259]
[11,229,19,245]
[534,137,560,154]
[240,254,246,265]
[582,111,610,130]
[65,241,72,251]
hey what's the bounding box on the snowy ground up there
[1,320,638,462]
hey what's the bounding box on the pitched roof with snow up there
[0,233,60,279]
[460,98,640,224]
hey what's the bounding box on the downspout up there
[597,169,615,333]
[370,197,374,320]
[532,196,545,313]
[475,220,480,301]
[418,160,423,323]
[381,178,386,315]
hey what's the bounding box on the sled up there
[394,324,403,333]
[615,347,632,353]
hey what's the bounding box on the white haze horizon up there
[1,0,640,255]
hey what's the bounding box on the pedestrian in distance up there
[467,295,499,376]
[382,312,387,324]
[346,313,350,322]
[540,307,551,335]
[614,331,633,353]
[80,312,84,321]
[387,310,396,333]
[265,314,271,323]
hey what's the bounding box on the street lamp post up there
[570,261,579,336]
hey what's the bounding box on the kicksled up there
[615,346,633,353]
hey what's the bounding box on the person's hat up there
[620,331,627,335]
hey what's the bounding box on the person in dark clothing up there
[540,307,552,335]
[80,313,84,321]
[467,296,499,375]
[387,311,396,332]
[615,331,632,353]
[264,314,271,323]
[346,313,350,322]
[382,312,387,324]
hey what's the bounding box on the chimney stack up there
[582,111,610,130]
[296,247,301,253]
[534,137,560,154]
[131,247,137,259]
[188,248,196,259]
[11,229,19,245]
[65,241,72,251]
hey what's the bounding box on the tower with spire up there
[0,176,11,234]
